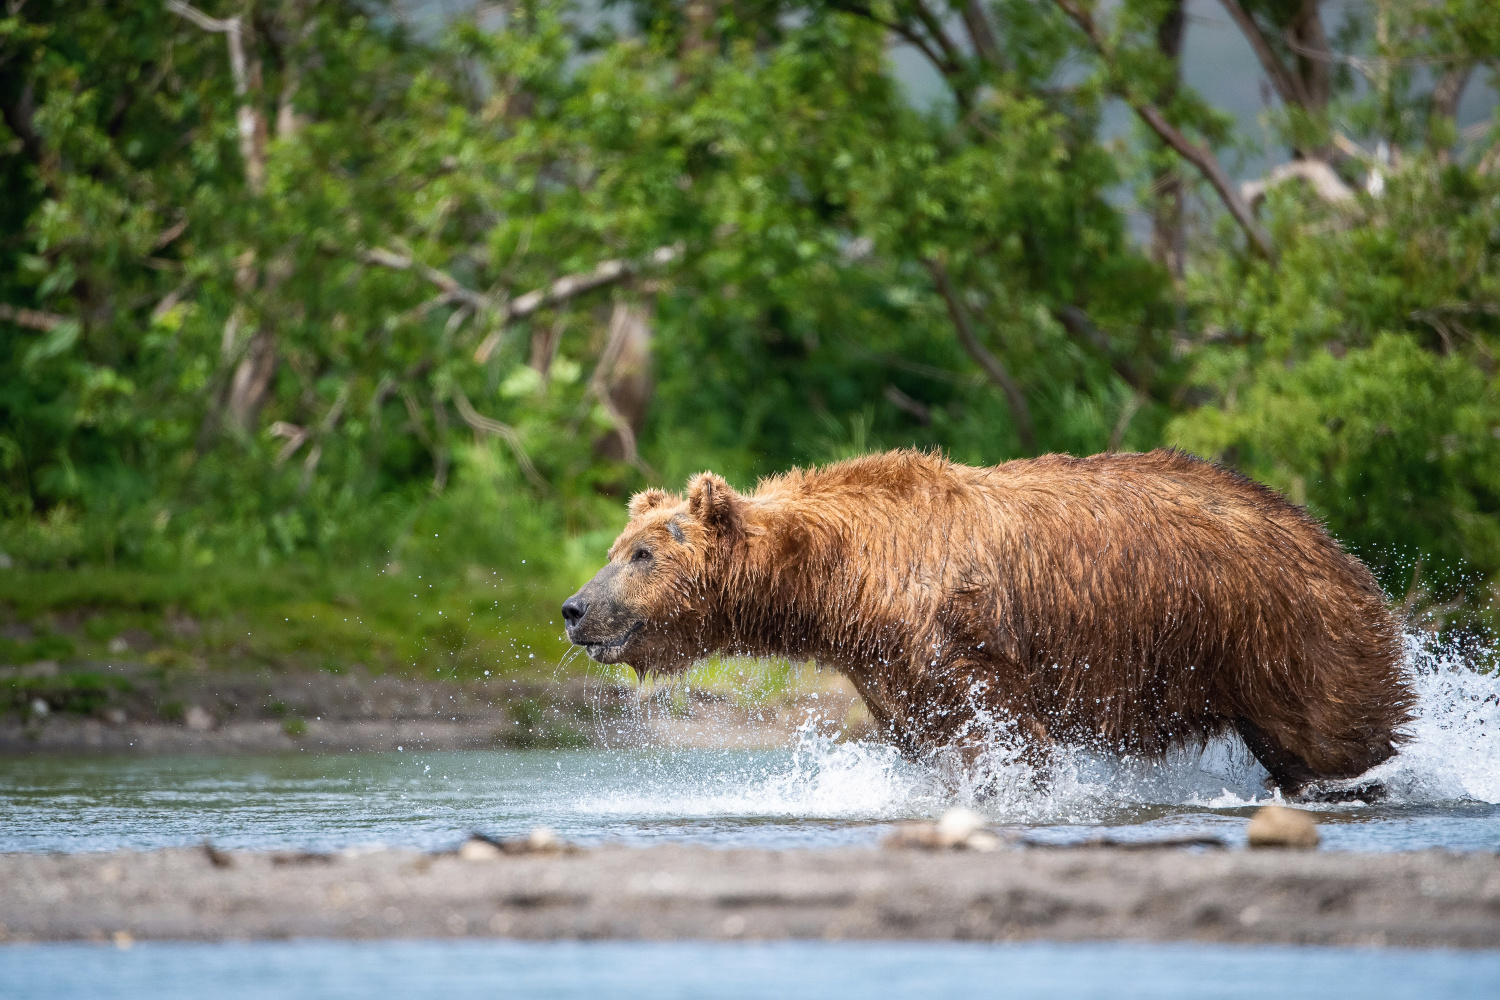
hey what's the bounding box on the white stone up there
[527,826,561,851]
[458,839,502,861]
[1246,805,1320,849]
[183,705,216,731]
[935,807,987,847]
[965,831,1003,852]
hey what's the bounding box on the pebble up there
[458,827,567,860]
[884,807,1003,852]
[458,838,503,861]
[1247,805,1320,849]
[935,808,987,847]
[183,706,216,731]
[527,826,562,852]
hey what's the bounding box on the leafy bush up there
[3,0,1499,642]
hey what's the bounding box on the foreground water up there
[2,649,1497,853]
[1,741,1499,853]
[3,940,1498,999]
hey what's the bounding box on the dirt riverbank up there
[0,660,866,753]
[2,844,1497,948]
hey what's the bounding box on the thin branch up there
[451,385,548,489]
[1432,63,1474,125]
[1052,0,1275,259]
[299,442,322,495]
[165,0,235,37]
[960,0,1003,70]
[1217,0,1307,108]
[824,1,962,83]
[904,0,967,78]
[1278,29,1459,72]
[1053,305,1149,390]
[268,376,349,486]
[925,258,1035,453]
[166,1,264,192]
[429,392,450,493]
[363,243,682,364]
[361,247,490,311]
[0,303,68,331]
[268,421,309,465]
[284,381,348,495]
[152,215,190,250]
[884,384,932,425]
[401,387,435,450]
[507,244,682,321]
[150,282,192,322]
[1240,158,1355,206]
[1108,389,1145,453]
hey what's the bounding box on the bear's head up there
[561,472,745,674]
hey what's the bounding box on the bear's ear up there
[686,472,743,542]
[628,488,675,519]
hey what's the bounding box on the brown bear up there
[562,449,1414,792]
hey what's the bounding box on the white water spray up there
[1355,634,1500,804]
[575,634,1500,830]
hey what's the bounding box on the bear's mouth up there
[581,621,643,663]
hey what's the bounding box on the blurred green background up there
[3,0,1499,680]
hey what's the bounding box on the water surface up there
[2,651,1496,854]
[3,940,1498,1000]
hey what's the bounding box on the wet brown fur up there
[563,449,1415,791]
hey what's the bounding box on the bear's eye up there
[631,548,652,563]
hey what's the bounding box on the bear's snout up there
[561,564,642,662]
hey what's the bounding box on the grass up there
[0,564,846,717]
[678,656,848,708]
[0,560,577,681]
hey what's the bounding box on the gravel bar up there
[2,845,1498,948]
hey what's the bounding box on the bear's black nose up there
[561,597,587,628]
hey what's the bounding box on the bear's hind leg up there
[1236,716,1398,800]
[1234,717,1321,793]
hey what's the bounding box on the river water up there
[2,650,1497,854]
[6,940,1500,1000]
[2,647,1497,996]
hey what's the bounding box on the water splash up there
[1355,634,1500,804]
[575,727,945,823]
[571,633,1500,831]
[975,634,1499,819]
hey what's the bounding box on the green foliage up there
[1171,159,1500,616]
[3,0,1500,649]
[3,669,131,717]
[0,629,74,665]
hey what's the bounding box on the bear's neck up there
[705,506,926,679]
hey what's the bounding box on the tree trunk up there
[1151,0,1187,282]
[1288,0,1331,112]
[680,0,720,58]
[592,303,655,469]
[225,327,278,433]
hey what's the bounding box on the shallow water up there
[0,739,1495,853]
[3,940,1498,1000]
[2,647,1497,854]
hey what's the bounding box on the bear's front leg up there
[902,660,1057,796]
